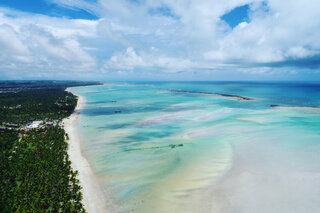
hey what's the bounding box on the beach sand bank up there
[63,89,114,213]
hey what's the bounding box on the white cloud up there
[104,47,146,70]
[0,9,97,77]
[103,47,195,72]
[1,0,320,80]
[285,46,319,59]
[96,0,320,69]
[0,24,32,63]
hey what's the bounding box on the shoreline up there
[63,87,113,213]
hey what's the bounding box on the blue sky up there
[0,0,319,81]
[221,4,249,28]
[0,0,98,19]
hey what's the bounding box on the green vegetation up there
[0,80,101,91]
[0,81,101,125]
[0,128,84,212]
[0,88,77,124]
[0,81,101,212]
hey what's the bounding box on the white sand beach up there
[63,89,114,213]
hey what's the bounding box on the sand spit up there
[168,89,253,101]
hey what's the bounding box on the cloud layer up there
[0,0,320,80]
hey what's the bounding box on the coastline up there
[63,88,112,213]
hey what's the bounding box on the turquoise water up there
[70,82,320,213]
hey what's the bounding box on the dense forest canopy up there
[0,80,102,91]
[0,81,101,212]
[0,81,102,125]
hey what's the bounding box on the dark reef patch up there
[82,105,162,116]
[168,89,253,101]
[88,100,117,104]
[270,104,320,109]
[121,143,185,153]
[98,123,132,130]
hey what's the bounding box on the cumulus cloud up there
[103,47,195,72]
[63,0,320,67]
[0,0,320,80]
[0,24,31,62]
[0,9,97,77]
[202,0,320,64]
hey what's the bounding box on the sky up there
[0,0,319,81]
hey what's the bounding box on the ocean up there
[69,82,320,213]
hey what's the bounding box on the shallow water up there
[70,82,320,213]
